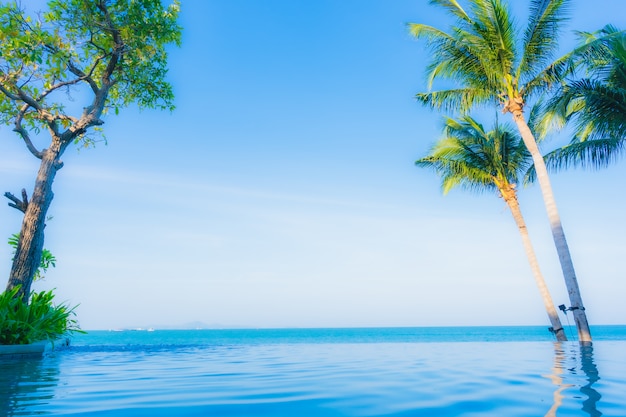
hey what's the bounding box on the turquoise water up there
[2,326,626,416]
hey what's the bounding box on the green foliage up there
[8,233,56,281]
[43,0,182,110]
[529,26,626,176]
[416,115,531,195]
[409,0,573,113]
[0,0,181,146]
[0,286,83,345]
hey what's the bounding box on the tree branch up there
[4,189,29,213]
[12,84,65,137]
[67,59,101,94]
[61,1,123,140]
[0,80,21,101]
[37,74,92,101]
[39,38,103,95]
[97,1,124,85]
[13,84,43,112]
[14,104,44,159]
[88,28,109,54]
[1,73,46,158]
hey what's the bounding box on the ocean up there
[2,326,626,416]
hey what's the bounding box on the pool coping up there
[0,338,70,359]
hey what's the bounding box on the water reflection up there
[544,342,602,417]
[0,356,60,416]
[579,343,602,417]
[544,343,572,417]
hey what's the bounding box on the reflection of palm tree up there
[579,343,602,417]
[544,342,603,417]
[544,343,572,417]
[416,116,566,340]
[410,0,592,341]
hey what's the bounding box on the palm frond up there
[422,28,494,88]
[569,79,626,137]
[407,23,454,42]
[525,138,625,184]
[527,98,565,140]
[571,25,624,72]
[409,22,491,92]
[416,88,495,113]
[546,77,626,141]
[474,0,517,76]
[416,155,496,195]
[417,115,532,195]
[541,27,626,144]
[541,138,625,176]
[428,0,472,23]
[457,0,517,91]
[520,48,576,100]
[520,0,571,77]
[410,1,520,108]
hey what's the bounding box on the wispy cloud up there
[63,163,409,212]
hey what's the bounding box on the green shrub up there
[8,233,57,282]
[0,286,84,345]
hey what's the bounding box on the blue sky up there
[1,0,625,330]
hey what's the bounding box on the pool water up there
[1,327,625,416]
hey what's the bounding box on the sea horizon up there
[94,323,626,330]
[69,324,626,347]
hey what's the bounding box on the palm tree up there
[540,26,626,173]
[417,116,567,341]
[409,0,591,341]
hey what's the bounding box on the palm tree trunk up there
[500,185,567,341]
[511,110,592,342]
[6,138,65,301]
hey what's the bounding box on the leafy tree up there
[0,0,181,300]
[417,115,567,341]
[539,26,626,172]
[409,0,592,341]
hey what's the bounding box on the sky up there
[1,0,625,330]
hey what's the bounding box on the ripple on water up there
[1,340,624,416]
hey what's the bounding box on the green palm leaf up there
[549,138,625,170]
[428,0,472,23]
[541,26,626,167]
[416,115,531,195]
[520,0,570,78]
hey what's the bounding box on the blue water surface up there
[2,326,626,416]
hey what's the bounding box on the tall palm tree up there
[539,26,626,172]
[417,116,567,341]
[409,0,591,341]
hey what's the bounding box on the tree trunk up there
[511,109,592,342]
[6,138,65,301]
[500,184,567,341]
